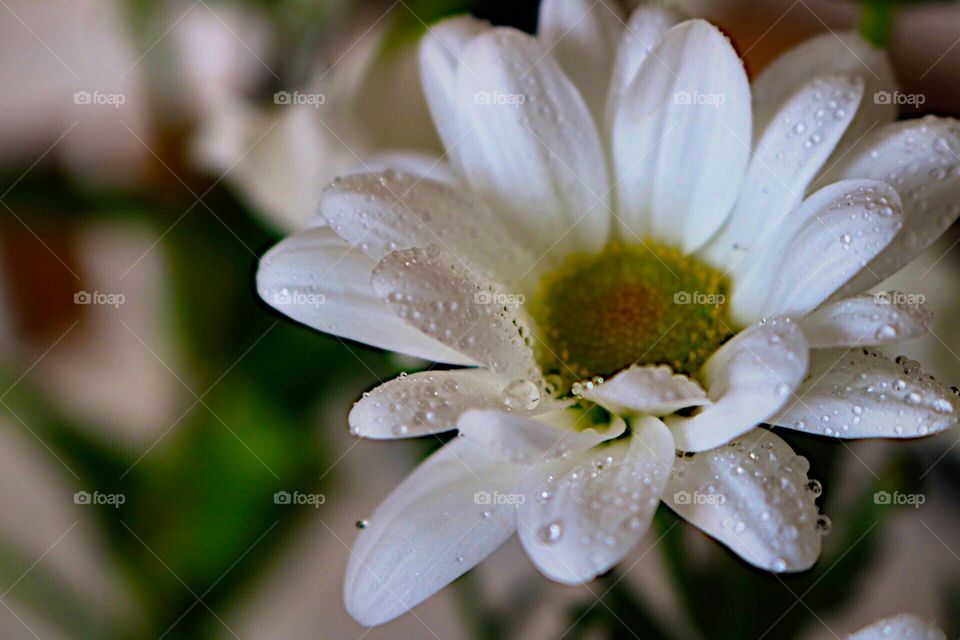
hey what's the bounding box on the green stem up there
[859,0,894,48]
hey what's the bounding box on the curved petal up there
[604,5,682,133]
[419,15,490,157]
[371,245,540,382]
[667,319,809,452]
[704,74,864,268]
[820,117,960,296]
[344,437,524,626]
[612,19,751,253]
[579,365,708,416]
[770,349,958,439]
[350,369,521,439]
[344,150,458,185]
[455,28,610,260]
[256,227,471,364]
[320,171,532,284]
[664,428,822,572]
[517,417,674,584]
[798,292,931,349]
[458,407,624,464]
[729,179,903,325]
[538,0,623,122]
[751,31,897,155]
[847,614,945,640]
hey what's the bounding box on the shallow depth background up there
[2,0,960,638]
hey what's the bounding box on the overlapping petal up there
[256,227,471,364]
[667,319,809,452]
[821,117,960,296]
[798,292,931,348]
[730,179,903,324]
[770,349,958,438]
[517,417,674,583]
[612,19,751,253]
[455,28,610,260]
[704,74,863,267]
[372,245,541,381]
[580,364,708,416]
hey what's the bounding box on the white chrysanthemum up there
[256,0,960,626]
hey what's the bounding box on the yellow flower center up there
[528,242,734,387]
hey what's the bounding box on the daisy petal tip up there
[666,429,823,573]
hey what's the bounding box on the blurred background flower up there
[1,0,959,638]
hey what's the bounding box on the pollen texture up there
[528,242,734,384]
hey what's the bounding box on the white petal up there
[344,150,458,186]
[580,365,708,416]
[751,31,897,155]
[612,19,751,253]
[371,245,540,382]
[538,0,623,121]
[320,171,531,285]
[799,293,931,349]
[419,15,490,157]
[344,437,523,626]
[257,227,471,364]
[517,417,674,584]
[458,407,624,464]
[664,428,822,572]
[350,369,519,439]
[667,319,809,452]
[820,117,960,296]
[729,179,903,325]
[604,5,682,133]
[455,28,610,259]
[770,349,958,439]
[704,74,864,267]
[847,614,945,640]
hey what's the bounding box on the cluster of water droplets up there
[524,441,669,575]
[371,244,540,381]
[779,75,861,158]
[323,170,530,277]
[776,350,957,438]
[350,371,545,438]
[851,115,960,278]
[668,432,826,571]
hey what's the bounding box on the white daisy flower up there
[256,0,960,626]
